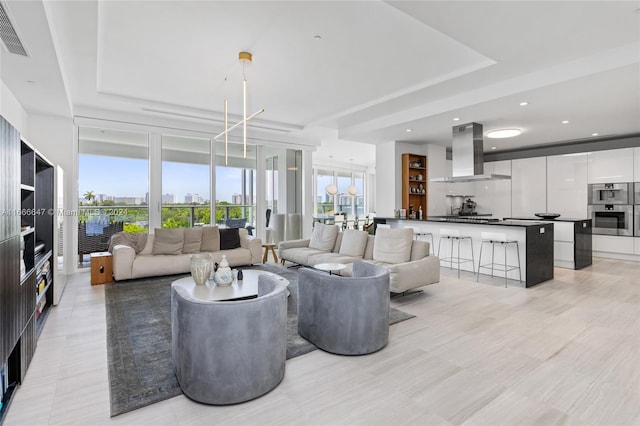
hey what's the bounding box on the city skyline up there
[79,154,249,204]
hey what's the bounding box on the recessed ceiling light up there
[486,129,522,138]
[634,8,640,14]
[491,146,497,150]
[519,102,528,106]
[453,117,460,121]
[314,35,322,40]
[405,128,412,132]
[592,133,599,136]
[26,80,35,84]
[562,120,569,124]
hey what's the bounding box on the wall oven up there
[588,204,633,236]
[588,183,631,205]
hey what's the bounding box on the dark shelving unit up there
[1,116,55,424]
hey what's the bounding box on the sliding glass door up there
[78,127,149,266]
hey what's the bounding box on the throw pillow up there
[220,228,241,250]
[372,228,413,264]
[308,223,338,251]
[200,226,220,252]
[182,227,203,254]
[339,229,369,257]
[152,228,184,255]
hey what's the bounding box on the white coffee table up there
[313,263,347,275]
[172,269,289,302]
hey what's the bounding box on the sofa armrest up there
[385,256,440,293]
[112,244,135,281]
[277,239,310,255]
[241,235,263,263]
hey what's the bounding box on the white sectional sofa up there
[111,226,262,281]
[278,224,440,293]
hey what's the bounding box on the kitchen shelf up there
[401,153,428,219]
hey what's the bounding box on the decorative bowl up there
[534,213,561,220]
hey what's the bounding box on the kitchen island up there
[374,217,554,287]
[505,217,592,270]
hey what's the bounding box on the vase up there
[190,254,211,286]
[214,255,233,286]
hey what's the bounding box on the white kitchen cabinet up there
[511,157,546,217]
[587,148,635,184]
[634,147,640,181]
[634,237,640,255]
[546,153,588,218]
[473,160,512,219]
[592,235,635,254]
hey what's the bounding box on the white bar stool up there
[437,228,474,277]
[404,226,434,255]
[476,231,522,287]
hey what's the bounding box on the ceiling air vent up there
[0,2,28,56]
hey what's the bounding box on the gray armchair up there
[171,274,287,405]
[297,262,390,355]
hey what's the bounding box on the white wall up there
[375,141,396,217]
[426,144,447,216]
[0,81,28,134]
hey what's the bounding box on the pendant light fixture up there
[325,156,338,196]
[215,51,264,165]
[347,158,357,196]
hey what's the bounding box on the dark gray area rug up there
[105,264,415,417]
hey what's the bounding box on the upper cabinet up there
[547,153,588,218]
[587,148,634,184]
[511,157,546,217]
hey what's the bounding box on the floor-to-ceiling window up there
[353,170,365,217]
[161,135,210,228]
[78,127,149,266]
[214,140,256,228]
[313,164,369,218]
[316,168,334,215]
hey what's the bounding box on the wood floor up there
[4,257,639,426]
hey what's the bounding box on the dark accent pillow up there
[219,228,241,250]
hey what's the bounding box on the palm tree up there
[83,190,96,205]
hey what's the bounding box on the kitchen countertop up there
[505,217,591,223]
[377,217,550,228]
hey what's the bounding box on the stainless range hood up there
[430,122,511,182]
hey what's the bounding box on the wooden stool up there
[91,252,113,285]
[262,243,278,264]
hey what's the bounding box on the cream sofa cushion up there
[339,229,368,257]
[201,226,220,252]
[152,228,184,255]
[308,223,338,251]
[373,228,413,264]
[182,228,203,254]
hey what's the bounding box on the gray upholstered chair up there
[171,274,287,405]
[297,262,390,355]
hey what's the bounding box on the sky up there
[79,155,245,203]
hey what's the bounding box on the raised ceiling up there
[1,0,639,154]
